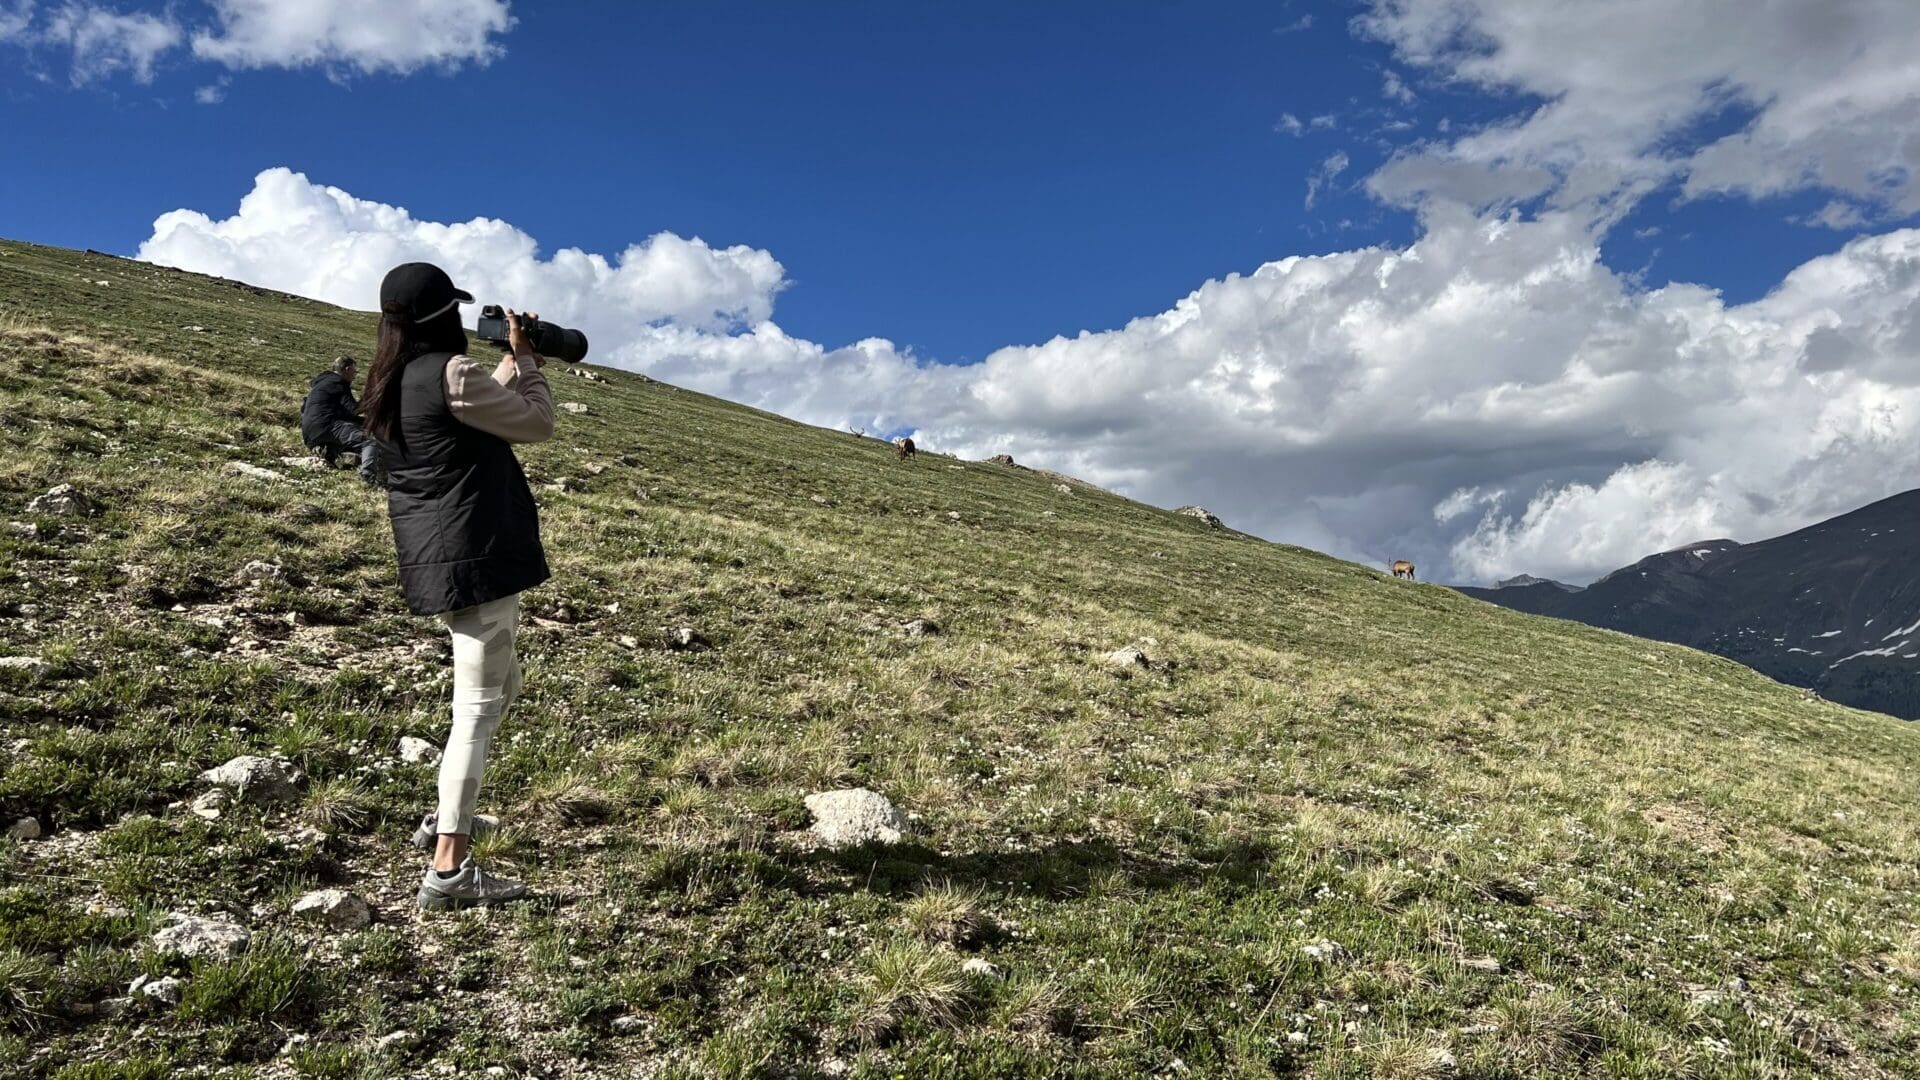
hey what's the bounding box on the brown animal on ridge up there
[1391,560,1416,581]
[895,436,916,460]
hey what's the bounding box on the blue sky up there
[4,0,1919,586]
[0,1,1881,362]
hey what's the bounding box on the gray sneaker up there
[409,812,500,851]
[416,858,528,910]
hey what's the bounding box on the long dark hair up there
[361,304,468,449]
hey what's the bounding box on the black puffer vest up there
[384,351,550,616]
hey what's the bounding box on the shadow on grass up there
[794,835,1285,902]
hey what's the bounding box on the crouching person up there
[359,262,556,909]
[300,355,385,485]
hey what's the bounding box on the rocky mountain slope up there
[1459,492,1920,719]
[2,238,1919,1077]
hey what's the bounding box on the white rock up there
[610,1014,646,1035]
[1461,956,1502,973]
[397,737,441,766]
[560,402,589,414]
[373,1030,414,1054]
[226,461,287,483]
[961,957,1000,978]
[26,484,96,517]
[198,755,304,804]
[190,789,228,820]
[151,912,250,960]
[804,788,910,848]
[291,889,371,931]
[1053,483,1072,494]
[1103,645,1150,670]
[133,975,184,1006]
[1174,505,1224,529]
[278,456,327,471]
[5,817,41,840]
[236,560,284,584]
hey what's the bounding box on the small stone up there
[198,755,304,804]
[134,975,183,1007]
[397,737,441,766]
[1103,645,1150,670]
[947,511,962,520]
[662,626,711,651]
[237,560,284,584]
[821,1059,851,1077]
[5,817,41,840]
[190,789,228,820]
[811,494,829,505]
[610,1014,646,1035]
[226,461,288,483]
[961,958,1000,978]
[291,889,371,931]
[1461,956,1502,973]
[183,324,207,332]
[1301,940,1338,961]
[804,788,910,848]
[26,484,95,517]
[901,618,940,637]
[560,402,589,414]
[373,1030,415,1054]
[1460,1023,1499,1036]
[1053,483,1072,494]
[1174,505,1224,529]
[584,462,608,476]
[151,912,250,960]
[279,1034,312,1056]
[0,656,50,678]
[278,456,327,471]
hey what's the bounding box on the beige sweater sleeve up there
[443,354,555,444]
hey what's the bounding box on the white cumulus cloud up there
[1358,0,1920,217]
[135,171,1920,587]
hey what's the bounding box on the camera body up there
[474,305,590,364]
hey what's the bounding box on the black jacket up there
[300,371,360,447]
[384,351,550,616]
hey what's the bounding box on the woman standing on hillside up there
[360,262,555,909]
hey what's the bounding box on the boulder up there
[198,755,304,805]
[397,737,441,766]
[291,889,371,931]
[0,656,51,678]
[1103,645,1150,670]
[5,817,41,840]
[804,788,910,848]
[151,912,250,960]
[26,484,95,517]
[1175,505,1224,529]
[988,454,1016,466]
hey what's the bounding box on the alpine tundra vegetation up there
[2,239,1919,1076]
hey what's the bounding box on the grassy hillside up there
[1,237,1917,1078]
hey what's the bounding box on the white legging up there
[434,593,523,836]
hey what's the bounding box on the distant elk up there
[1391,560,1416,581]
[895,436,917,460]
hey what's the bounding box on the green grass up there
[0,236,1917,1076]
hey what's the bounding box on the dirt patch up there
[1640,803,1726,852]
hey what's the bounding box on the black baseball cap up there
[379,262,473,324]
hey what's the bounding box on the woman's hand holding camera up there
[504,308,544,368]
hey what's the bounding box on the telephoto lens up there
[530,321,589,364]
